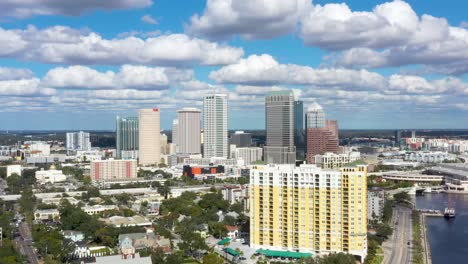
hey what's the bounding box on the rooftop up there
[101,215,152,227]
[95,253,151,264]
[343,160,368,167]
[256,249,313,259]
[267,90,293,97]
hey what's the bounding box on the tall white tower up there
[203,94,228,158]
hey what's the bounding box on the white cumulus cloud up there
[187,0,311,39]
[0,26,244,66]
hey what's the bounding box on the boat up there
[444,193,456,219]
[444,208,455,219]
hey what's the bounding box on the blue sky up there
[0,0,467,130]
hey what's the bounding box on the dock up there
[417,209,443,217]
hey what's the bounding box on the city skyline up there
[0,0,467,130]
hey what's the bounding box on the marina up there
[416,193,468,264]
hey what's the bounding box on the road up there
[383,205,412,264]
[18,222,39,264]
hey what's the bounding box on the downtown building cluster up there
[110,90,367,260]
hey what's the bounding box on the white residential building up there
[368,191,385,223]
[6,165,21,177]
[26,141,51,156]
[230,146,263,165]
[314,152,361,169]
[66,131,91,152]
[35,168,67,184]
[82,205,118,215]
[34,209,60,221]
[203,94,228,158]
[75,150,103,162]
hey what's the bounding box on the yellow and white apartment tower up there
[138,108,161,166]
[249,163,367,261]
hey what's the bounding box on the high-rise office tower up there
[395,130,402,148]
[294,100,306,160]
[306,103,339,163]
[203,94,228,158]
[66,131,91,152]
[250,162,368,261]
[116,116,139,158]
[177,107,201,154]
[138,108,161,166]
[172,119,179,147]
[264,90,296,164]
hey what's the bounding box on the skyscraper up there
[306,103,339,163]
[138,108,161,166]
[66,131,91,153]
[250,162,368,261]
[177,107,201,154]
[116,116,138,158]
[264,90,295,164]
[172,119,178,144]
[294,100,305,160]
[203,94,228,158]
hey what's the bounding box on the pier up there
[417,209,443,217]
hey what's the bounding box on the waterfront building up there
[230,146,263,165]
[249,162,368,261]
[314,152,361,169]
[177,107,201,154]
[264,90,296,164]
[367,191,385,223]
[229,131,253,148]
[116,116,138,159]
[138,108,161,166]
[203,94,228,158]
[66,131,91,152]
[306,103,339,163]
[90,159,137,182]
[294,100,306,161]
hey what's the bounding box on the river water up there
[415,193,468,264]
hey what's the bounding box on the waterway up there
[415,193,468,264]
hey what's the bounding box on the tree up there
[376,223,393,239]
[209,222,227,239]
[202,253,224,264]
[298,253,356,264]
[151,248,166,264]
[6,174,22,194]
[19,187,36,219]
[157,181,171,199]
[223,215,237,226]
[32,224,72,262]
[394,191,411,202]
[179,230,207,258]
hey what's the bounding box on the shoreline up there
[420,213,433,264]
